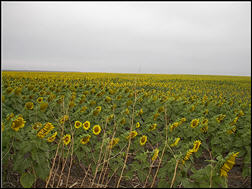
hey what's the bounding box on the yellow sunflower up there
[37,97,43,103]
[83,121,90,130]
[32,122,42,130]
[190,119,199,128]
[149,123,157,131]
[40,102,48,112]
[152,148,159,162]
[80,135,91,145]
[170,138,180,147]
[192,140,201,152]
[25,102,34,110]
[6,113,15,121]
[11,116,26,131]
[136,122,140,128]
[63,134,71,145]
[220,152,239,177]
[109,137,120,148]
[37,122,55,138]
[74,121,82,129]
[47,132,57,143]
[126,130,138,140]
[60,115,69,124]
[93,125,101,135]
[140,135,147,146]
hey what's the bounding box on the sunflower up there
[190,119,199,128]
[170,138,180,147]
[180,117,187,123]
[120,118,126,125]
[192,140,201,152]
[75,121,82,129]
[152,148,159,162]
[109,137,120,148]
[182,149,194,164]
[6,87,13,94]
[80,106,87,113]
[158,106,164,113]
[149,123,157,131]
[216,114,226,123]
[47,132,57,142]
[170,122,179,132]
[227,126,236,134]
[139,108,143,115]
[11,116,26,131]
[69,101,75,109]
[93,106,101,116]
[14,87,22,96]
[37,97,43,103]
[136,122,140,128]
[105,96,112,103]
[63,134,71,145]
[80,135,91,145]
[37,122,55,138]
[230,117,239,126]
[107,114,114,122]
[220,152,239,177]
[124,108,130,115]
[153,112,160,121]
[83,121,90,130]
[32,122,42,130]
[126,130,138,140]
[25,102,34,110]
[40,102,48,112]
[93,125,101,135]
[140,135,147,146]
[237,110,244,117]
[6,113,15,121]
[60,115,69,124]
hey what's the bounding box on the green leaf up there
[20,172,36,188]
[34,164,49,180]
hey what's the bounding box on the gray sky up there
[1,1,251,76]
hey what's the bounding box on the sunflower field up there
[1,71,251,188]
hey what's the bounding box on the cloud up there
[2,2,251,75]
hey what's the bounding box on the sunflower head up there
[47,132,57,143]
[136,122,140,128]
[37,97,43,103]
[40,102,48,112]
[75,121,82,128]
[152,148,159,162]
[109,137,120,148]
[63,134,71,145]
[170,138,180,147]
[149,123,157,131]
[192,140,201,152]
[191,119,199,128]
[11,116,26,131]
[93,125,101,135]
[32,122,42,130]
[126,130,138,140]
[25,102,34,110]
[83,121,90,130]
[80,135,91,145]
[140,135,147,146]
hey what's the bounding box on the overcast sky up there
[1,1,251,76]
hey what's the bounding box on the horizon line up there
[1,69,251,77]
